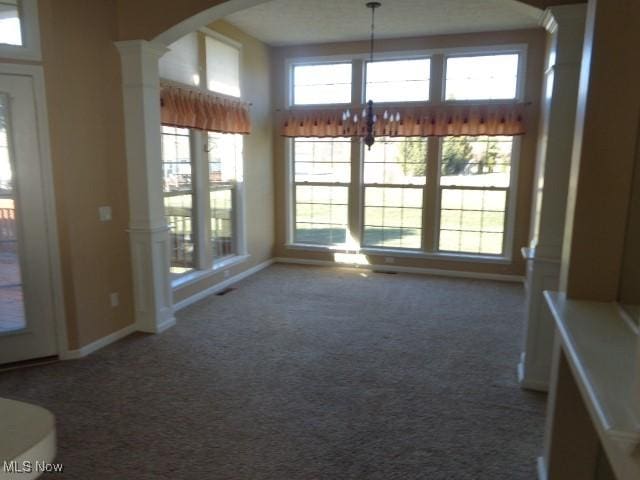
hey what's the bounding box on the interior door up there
[0,72,57,364]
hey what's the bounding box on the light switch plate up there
[98,206,112,222]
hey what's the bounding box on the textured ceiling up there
[224,0,543,47]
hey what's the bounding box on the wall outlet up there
[99,206,112,222]
[109,292,119,307]
[385,257,395,264]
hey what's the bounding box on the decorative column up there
[518,4,586,391]
[115,40,176,333]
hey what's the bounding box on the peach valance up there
[160,85,251,134]
[281,103,526,138]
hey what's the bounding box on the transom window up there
[365,58,430,103]
[445,53,519,101]
[0,1,22,46]
[292,63,352,105]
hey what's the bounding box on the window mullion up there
[349,138,362,248]
[193,131,211,269]
[424,137,440,252]
[349,59,364,248]
[424,54,444,253]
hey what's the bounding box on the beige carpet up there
[0,264,546,479]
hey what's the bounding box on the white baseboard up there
[59,323,137,360]
[274,257,524,283]
[155,316,176,334]
[537,456,548,480]
[173,258,275,311]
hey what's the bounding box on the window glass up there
[440,136,512,188]
[363,187,423,249]
[208,133,242,260]
[162,126,195,274]
[362,137,427,249]
[294,138,350,245]
[293,63,352,105]
[294,138,350,184]
[366,59,430,102]
[438,136,513,255]
[206,36,241,97]
[0,1,22,46]
[445,54,519,100]
[160,32,201,87]
[363,137,427,186]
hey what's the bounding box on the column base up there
[518,352,551,392]
[129,224,175,334]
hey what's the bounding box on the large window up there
[208,132,242,259]
[438,136,513,255]
[363,138,427,249]
[293,138,350,245]
[286,48,523,260]
[160,30,245,281]
[445,53,519,101]
[292,63,352,105]
[162,127,195,274]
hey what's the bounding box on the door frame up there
[0,62,68,359]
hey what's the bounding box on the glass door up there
[0,91,26,335]
[0,72,58,364]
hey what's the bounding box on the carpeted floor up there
[0,264,546,479]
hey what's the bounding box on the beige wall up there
[271,29,545,277]
[37,0,134,349]
[173,21,275,303]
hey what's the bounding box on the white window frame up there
[363,55,433,105]
[433,136,521,259]
[286,59,354,108]
[359,137,428,251]
[161,126,198,277]
[290,137,351,247]
[284,44,527,262]
[442,45,528,104]
[0,0,41,61]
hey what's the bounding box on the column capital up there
[114,39,169,59]
[541,4,587,34]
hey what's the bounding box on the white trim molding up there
[174,258,275,311]
[60,324,137,360]
[274,257,524,283]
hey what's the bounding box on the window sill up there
[284,243,512,264]
[171,254,250,290]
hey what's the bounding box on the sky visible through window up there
[292,54,519,105]
[0,2,23,46]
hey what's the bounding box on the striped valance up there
[281,103,526,138]
[160,85,251,134]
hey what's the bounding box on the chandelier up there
[342,1,401,150]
